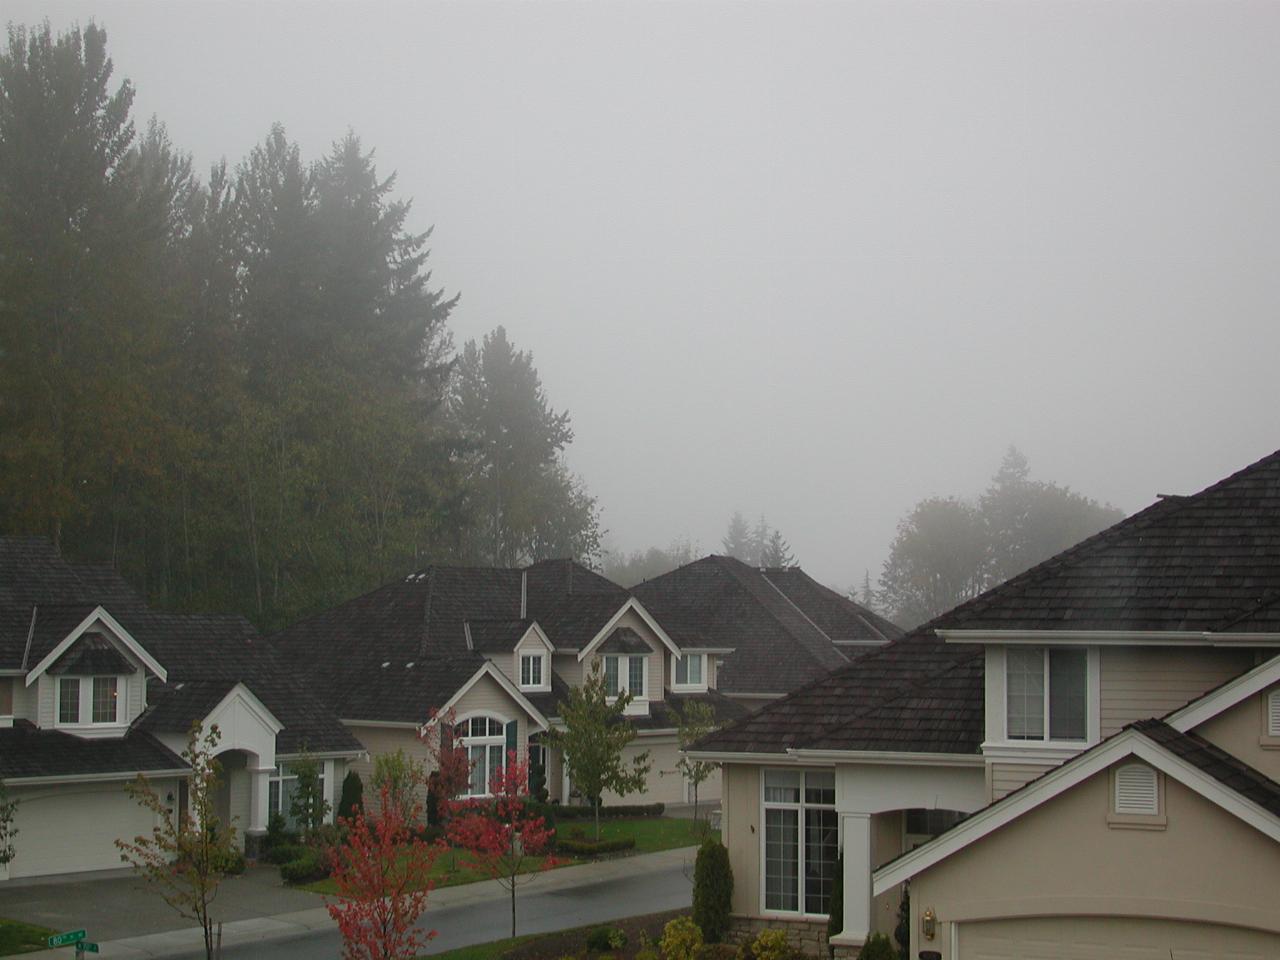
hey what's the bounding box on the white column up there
[324,760,337,824]
[837,812,872,945]
[247,767,271,835]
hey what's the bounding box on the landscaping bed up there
[0,918,57,957]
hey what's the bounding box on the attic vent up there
[406,661,416,669]
[381,661,391,669]
[1114,763,1159,815]
[1269,689,1280,737]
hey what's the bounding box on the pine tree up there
[721,512,753,561]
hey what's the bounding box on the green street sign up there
[47,930,86,948]
[75,943,100,954]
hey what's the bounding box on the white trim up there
[677,646,735,656]
[53,673,129,731]
[1166,653,1280,732]
[515,623,554,693]
[25,606,167,686]
[997,644,1098,746]
[207,682,285,736]
[758,767,838,918]
[338,719,422,729]
[577,597,682,661]
[275,750,362,761]
[980,742,1086,765]
[789,749,986,768]
[4,767,190,787]
[872,727,1280,895]
[426,661,549,732]
[939,628,1280,647]
[671,652,708,692]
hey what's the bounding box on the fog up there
[13,0,1280,589]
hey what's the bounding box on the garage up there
[8,781,171,879]
[957,916,1280,960]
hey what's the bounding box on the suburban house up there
[689,450,1280,958]
[633,556,902,707]
[0,537,363,881]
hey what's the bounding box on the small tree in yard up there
[289,749,331,840]
[117,723,239,960]
[445,752,557,938]
[326,781,441,960]
[692,836,733,943]
[675,700,720,824]
[0,778,17,869]
[544,660,651,840]
[421,707,473,870]
[372,748,426,824]
[337,770,364,821]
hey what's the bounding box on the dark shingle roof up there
[0,721,186,780]
[633,557,897,696]
[1132,719,1280,817]
[631,688,751,731]
[598,627,653,654]
[467,619,534,652]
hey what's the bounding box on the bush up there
[279,848,329,885]
[265,842,309,865]
[264,811,298,850]
[636,950,659,960]
[528,801,665,821]
[750,930,793,960]
[586,926,628,951]
[693,838,733,943]
[660,917,703,960]
[556,836,636,856]
[223,848,247,875]
[337,769,363,821]
[856,933,896,960]
[413,823,444,844]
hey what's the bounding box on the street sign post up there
[46,931,86,949]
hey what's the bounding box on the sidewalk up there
[10,846,698,960]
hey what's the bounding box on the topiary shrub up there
[279,848,329,885]
[586,926,628,951]
[750,929,793,960]
[660,916,704,960]
[893,886,909,960]
[265,811,297,850]
[337,769,363,821]
[856,933,896,960]
[693,837,734,943]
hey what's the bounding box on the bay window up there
[1006,646,1087,741]
[763,769,837,915]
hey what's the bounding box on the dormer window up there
[603,654,646,699]
[520,653,544,689]
[56,674,124,727]
[673,653,706,690]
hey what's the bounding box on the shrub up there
[265,811,297,850]
[586,926,628,951]
[337,769,363,821]
[636,950,659,960]
[223,848,247,875]
[413,823,444,844]
[856,933,896,960]
[893,886,909,960]
[660,916,704,960]
[280,848,329,885]
[693,838,733,943]
[556,835,636,856]
[266,842,309,865]
[750,929,793,960]
[527,802,665,820]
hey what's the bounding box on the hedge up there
[528,801,664,821]
[265,842,309,865]
[280,849,330,885]
[556,835,636,856]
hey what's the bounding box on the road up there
[175,859,693,960]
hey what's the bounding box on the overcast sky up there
[11,1,1280,591]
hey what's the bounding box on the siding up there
[989,762,1054,800]
[553,653,583,688]
[871,811,905,936]
[454,672,528,749]
[724,763,761,917]
[11,678,35,722]
[596,735,723,805]
[1193,684,1280,783]
[126,668,146,723]
[1099,648,1256,737]
[0,678,12,716]
[345,724,433,809]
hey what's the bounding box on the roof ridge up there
[759,570,840,648]
[715,558,845,669]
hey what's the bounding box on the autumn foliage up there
[326,782,442,960]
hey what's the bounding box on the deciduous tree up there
[674,701,719,823]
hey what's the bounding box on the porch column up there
[836,812,872,945]
[247,766,271,836]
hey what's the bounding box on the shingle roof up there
[632,556,899,696]
[1131,718,1280,817]
[0,721,186,780]
[698,449,1280,757]
[598,627,652,654]
[631,688,751,732]
[467,619,534,653]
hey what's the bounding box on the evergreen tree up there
[760,528,795,568]
[721,512,753,562]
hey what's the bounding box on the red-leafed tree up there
[422,707,473,815]
[445,752,557,937]
[326,782,442,960]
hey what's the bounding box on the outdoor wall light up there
[921,908,937,941]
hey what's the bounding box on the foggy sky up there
[11,0,1280,592]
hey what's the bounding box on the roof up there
[598,626,653,655]
[0,721,187,781]
[631,688,751,732]
[633,556,900,695]
[467,619,535,652]
[1131,718,1280,817]
[697,449,1280,757]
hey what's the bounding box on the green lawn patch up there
[0,918,58,957]
[419,909,686,960]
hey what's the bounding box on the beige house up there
[690,449,1280,958]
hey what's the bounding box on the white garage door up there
[9,782,164,879]
[959,916,1280,960]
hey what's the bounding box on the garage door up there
[9,782,165,879]
[959,916,1280,960]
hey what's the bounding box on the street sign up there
[75,943,100,954]
[47,930,86,948]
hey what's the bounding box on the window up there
[56,675,125,727]
[1006,647,1087,741]
[903,809,966,850]
[58,677,80,724]
[763,770,837,915]
[1114,763,1159,815]
[675,654,704,687]
[268,762,327,829]
[456,715,508,797]
[603,655,647,699]
[92,676,119,723]
[520,654,544,688]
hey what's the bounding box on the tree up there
[692,837,733,943]
[721,512,753,562]
[601,538,698,587]
[117,723,239,960]
[544,661,651,840]
[0,778,16,869]
[422,708,473,810]
[326,781,441,960]
[371,749,426,824]
[760,528,795,568]
[444,753,557,938]
[289,749,330,840]
[674,701,719,823]
[337,770,364,821]
[877,497,989,628]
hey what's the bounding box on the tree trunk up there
[594,797,601,842]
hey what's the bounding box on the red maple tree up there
[326,782,442,960]
[445,752,558,937]
[422,707,473,816]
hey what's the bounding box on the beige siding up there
[126,668,146,723]
[871,811,905,936]
[597,734,723,805]
[454,672,529,749]
[553,653,583,688]
[908,765,1280,958]
[37,674,53,727]
[1194,682,1280,783]
[723,763,761,917]
[584,609,668,703]
[0,678,12,716]
[345,724,433,808]
[1099,647,1255,737]
[12,677,35,722]
[988,762,1053,800]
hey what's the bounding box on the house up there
[632,556,902,706]
[0,538,363,881]
[689,450,1280,958]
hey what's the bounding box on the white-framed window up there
[55,675,125,727]
[673,653,705,689]
[1006,647,1087,741]
[456,715,508,797]
[268,762,328,829]
[603,655,647,699]
[762,769,837,915]
[520,653,544,689]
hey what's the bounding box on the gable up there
[1192,681,1280,783]
[25,607,166,686]
[578,600,679,662]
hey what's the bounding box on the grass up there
[299,816,716,896]
[417,909,686,960]
[0,918,57,957]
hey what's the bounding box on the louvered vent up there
[1115,763,1158,815]
[1268,690,1280,737]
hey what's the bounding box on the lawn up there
[0,918,57,957]
[417,909,687,960]
[301,817,715,896]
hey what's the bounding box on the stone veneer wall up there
[727,915,860,958]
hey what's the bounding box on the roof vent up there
[1114,763,1158,815]
[1268,689,1280,737]
[381,661,391,669]
[406,661,416,669]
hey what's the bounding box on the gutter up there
[4,767,192,787]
